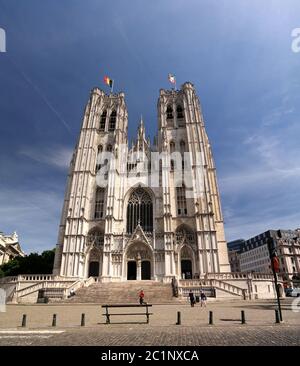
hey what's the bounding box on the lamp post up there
[267,237,283,321]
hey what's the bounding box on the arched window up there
[126,189,153,233]
[180,140,185,153]
[159,159,163,186]
[109,110,116,131]
[100,110,107,130]
[106,144,112,152]
[94,188,105,219]
[170,141,175,153]
[95,145,103,172]
[175,225,195,245]
[177,105,184,119]
[166,105,173,120]
[176,185,187,216]
[170,159,175,171]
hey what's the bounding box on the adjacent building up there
[227,239,244,272]
[238,229,300,282]
[0,231,25,265]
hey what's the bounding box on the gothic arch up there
[175,224,195,248]
[123,241,154,280]
[85,227,104,278]
[179,245,195,279]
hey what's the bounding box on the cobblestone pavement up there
[0,325,299,346]
[0,298,299,346]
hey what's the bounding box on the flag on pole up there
[104,75,113,88]
[168,73,176,84]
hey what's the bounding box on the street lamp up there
[267,237,283,321]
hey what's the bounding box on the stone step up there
[62,280,179,304]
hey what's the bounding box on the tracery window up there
[176,185,187,216]
[87,229,104,247]
[108,110,116,131]
[126,189,153,233]
[175,225,195,246]
[94,188,105,219]
[177,105,184,119]
[100,110,107,130]
[95,145,103,172]
[166,105,173,119]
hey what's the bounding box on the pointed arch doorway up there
[125,242,153,280]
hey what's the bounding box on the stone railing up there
[0,276,18,283]
[202,272,282,281]
[211,279,245,297]
[179,279,246,298]
[15,280,75,298]
[16,274,75,282]
[0,274,77,283]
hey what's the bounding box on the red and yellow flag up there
[104,75,113,88]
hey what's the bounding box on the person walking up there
[139,289,145,305]
[200,291,207,307]
[188,290,195,307]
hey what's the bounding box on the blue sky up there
[0,0,299,253]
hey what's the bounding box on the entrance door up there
[181,260,192,279]
[127,261,137,280]
[88,261,99,277]
[141,261,151,280]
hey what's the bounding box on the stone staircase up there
[63,280,178,304]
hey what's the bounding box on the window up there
[176,185,187,216]
[170,141,175,153]
[95,145,103,172]
[180,140,186,154]
[159,160,162,186]
[126,189,153,233]
[106,144,112,152]
[100,110,107,130]
[108,110,116,131]
[166,105,173,119]
[94,188,105,219]
[87,229,104,247]
[170,159,175,171]
[177,105,184,119]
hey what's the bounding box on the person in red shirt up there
[139,289,145,305]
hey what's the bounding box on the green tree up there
[0,249,55,277]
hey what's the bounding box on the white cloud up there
[219,102,300,241]
[225,211,300,242]
[19,146,73,169]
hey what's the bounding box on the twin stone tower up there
[53,82,230,283]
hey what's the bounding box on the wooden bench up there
[102,304,153,324]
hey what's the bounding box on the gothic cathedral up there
[53,82,230,282]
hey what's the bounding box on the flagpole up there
[111,80,114,94]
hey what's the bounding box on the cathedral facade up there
[53,82,230,282]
